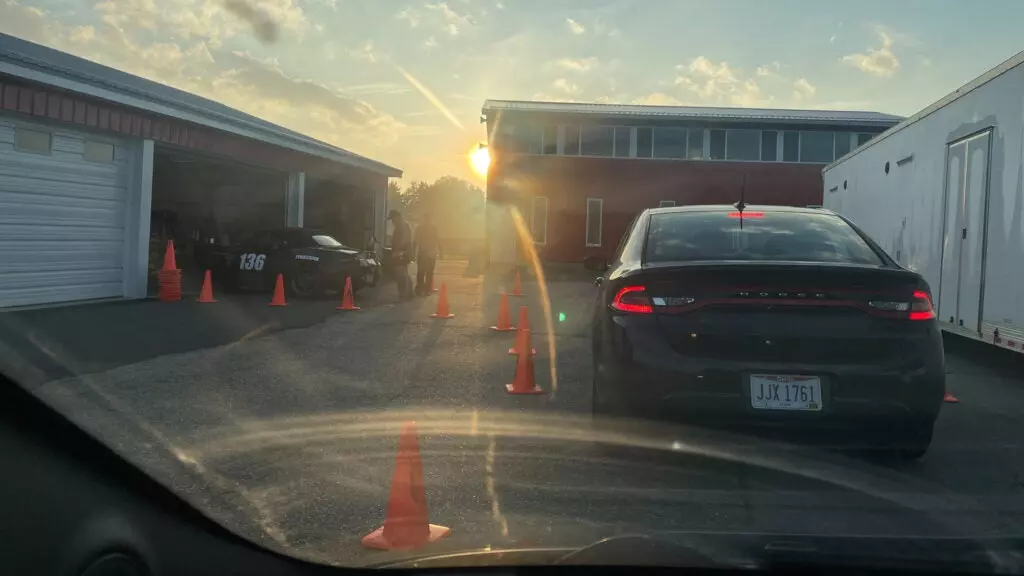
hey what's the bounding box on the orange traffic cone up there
[197,269,216,303]
[269,273,287,306]
[162,240,177,271]
[490,292,515,331]
[157,240,181,302]
[510,269,524,297]
[362,421,450,550]
[508,307,536,355]
[337,276,360,311]
[431,283,454,318]
[507,330,544,395]
[944,391,960,403]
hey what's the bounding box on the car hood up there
[19,402,1016,569]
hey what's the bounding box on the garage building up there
[0,33,400,308]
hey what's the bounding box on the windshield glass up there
[312,234,343,248]
[645,211,883,264]
[3,0,1024,571]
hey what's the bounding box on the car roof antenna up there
[734,175,748,230]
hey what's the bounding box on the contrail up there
[395,66,465,130]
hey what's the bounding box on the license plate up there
[750,374,822,411]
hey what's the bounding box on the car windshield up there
[312,234,343,248]
[3,0,1024,571]
[645,211,883,265]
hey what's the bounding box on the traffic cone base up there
[197,269,216,303]
[338,277,360,311]
[361,422,449,551]
[269,274,287,306]
[491,292,515,331]
[944,392,960,403]
[508,347,537,356]
[510,269,524,296]
[506,383,544,395]
[431,283,454,318]
[361,524,450,551]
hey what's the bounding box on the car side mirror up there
[583,255,609,272]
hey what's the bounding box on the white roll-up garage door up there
[0,117,132,307]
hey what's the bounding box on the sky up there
[2,0,1024,185]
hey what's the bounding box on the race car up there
[215,228,381,297]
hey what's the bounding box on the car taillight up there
[868,290,935,320]
[909,290,936,321]
[611,285,653,313]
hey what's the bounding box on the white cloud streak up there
[841,31,901,77]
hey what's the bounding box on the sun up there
[469,144,490,178]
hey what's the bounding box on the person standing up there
[388,210,413,300]
[414,211,442,296]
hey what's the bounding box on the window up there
[613,127,631,158]
[522,125,543,154]
[659,200,676,208]
[761,131,778,161]
[834,133,852,159]
[709,129,726,160]
[312,234,343,247]
[542,126,558,155]
[580,126,614,156]
[644,210,882,264]
[564,125,580,155]
[635,127,653,158]
[84,141,114,163]
[531,197,548,244]
[653,128,687,159]
[857,133,874,146]
[725,129,760,161]
[687,129,704,159]
[782,131,800,162]
[15,128,51,154]
[800,131,835,163]
[586,198,603,247]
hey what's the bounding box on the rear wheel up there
[591,362,629,418]
[890,420,934,461]
[288,269,322,298]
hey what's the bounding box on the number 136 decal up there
[239,253,267,271]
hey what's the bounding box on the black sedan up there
[216,228,380,297]
[586,204,945,459]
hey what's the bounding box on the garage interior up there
[149,147,379,294]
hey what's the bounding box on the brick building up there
[482,100,901,264]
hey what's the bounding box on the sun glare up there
[469,145,490,178]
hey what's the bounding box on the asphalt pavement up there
[16,259,1024,567]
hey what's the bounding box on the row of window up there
[498,125,875,164]
[529,197,676,247]
[14,126,116,163]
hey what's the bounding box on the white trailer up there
[824,50,1024,355]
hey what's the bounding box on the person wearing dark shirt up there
[388,210,413,300]
[414,211,443,296]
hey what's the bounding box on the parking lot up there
[10,259,1024,566]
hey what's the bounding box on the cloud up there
[632,92,682,106]
[396,6,420,27]
[423,36,438,48]
[755,62,781,77]
[348,40,376,63]
[792,78,816,101]
[566,18,585,35]
[674,56,769,107]
[841,31,900,77]
[550,57,598,72]
[425,2,474,35]
[553,78,580,95]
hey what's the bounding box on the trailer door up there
[937,130,992,332]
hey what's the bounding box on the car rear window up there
[644,210,883,265]
[312,234,343,247]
